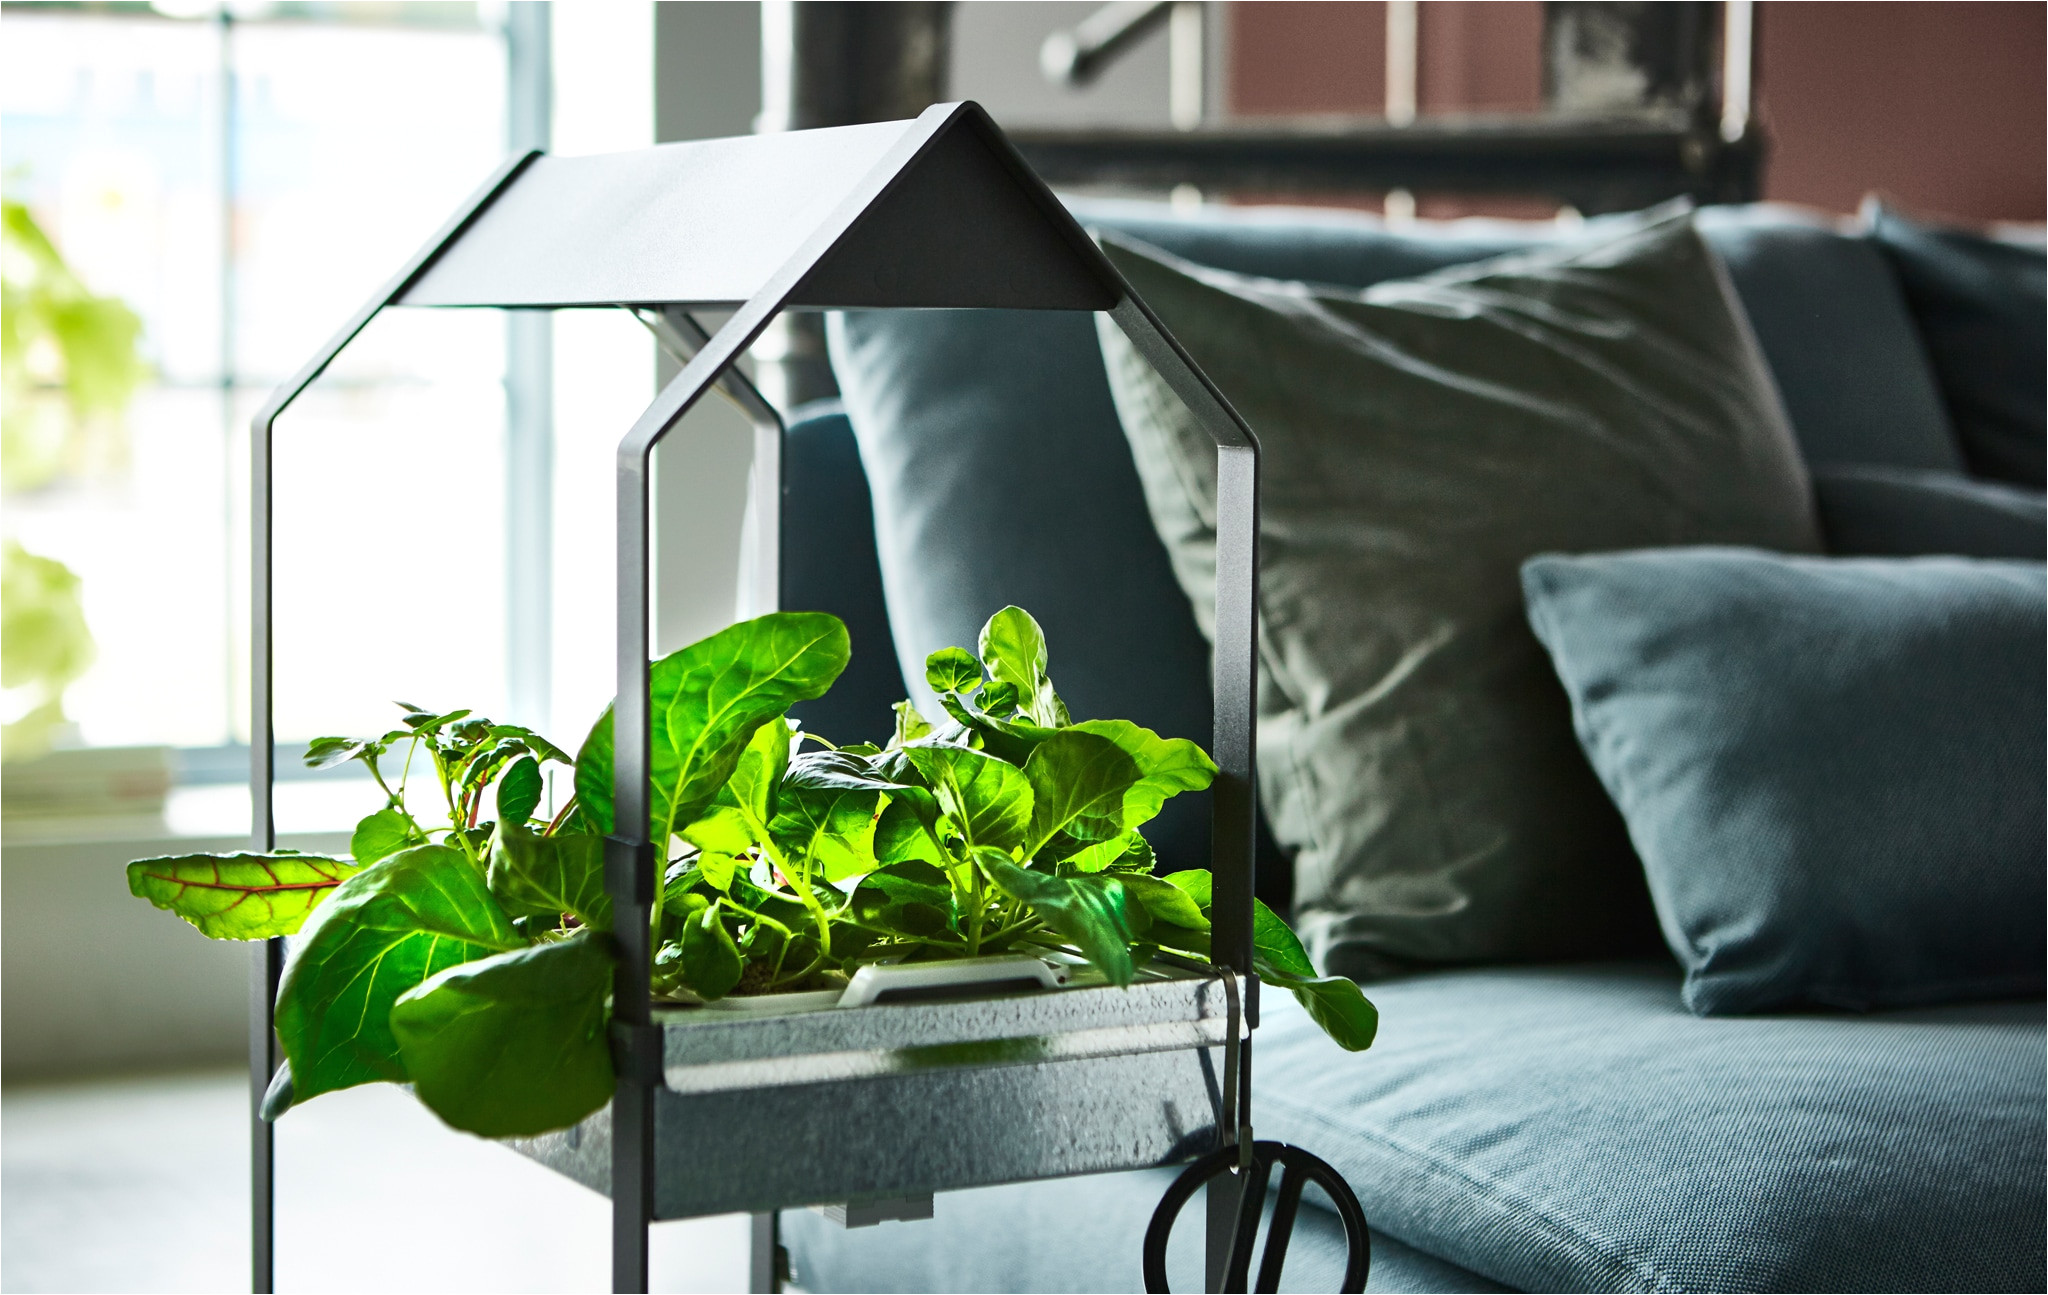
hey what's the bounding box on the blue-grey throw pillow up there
[1868,202,2048,488]
[1523,548,2047,1015]
[1814,464,2047,559]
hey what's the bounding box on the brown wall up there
[1228,1,1540,117]
[1756,2,2045,222]
[1225,0,2046,223]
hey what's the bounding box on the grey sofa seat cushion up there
[1252,965,2047,1292]
[784,967,2046,1293]
[782,1173,1509,1293]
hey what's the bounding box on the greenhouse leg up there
[1204,1179,1232,1291]
[750,1212,784,1292]
[613,1080,653,1292]
[250,937,281,1293]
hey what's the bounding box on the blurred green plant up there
[1,197,148,492]
[1,197,148,760]
[2,539,96,759]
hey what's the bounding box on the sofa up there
[769,198,2046,1293]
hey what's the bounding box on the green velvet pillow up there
[1095,211,1822,975]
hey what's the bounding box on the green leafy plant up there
[1,198,148,759]
[128,607,1374,1140]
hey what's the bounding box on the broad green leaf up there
[1164,869,1212,907]
[785,747,903,794]
[574,611,849,839]
[1063,829,1149,874]
[727,719,791,826]
[1273,975,1379,1052]
[697,851,739,892]
[273,845,523,1103]
[975,680,1020,715]
[905,745,1032,853]
[1067,719,1216,827]
[1252,901,1318,981]
[979,850,1139,986]
[495,755,544,825]
[891,700,932,747]
[874,795,942,864]
[681,804,760,857]
[488,825,611,931]
[978,605,1070,727]
[1022,730,1143,855]
[1106,833,1157,874]
[390,930,615,1136]
[1118,874,1210,931]
[350,808,419,866]
[680,903,744,1000]
[259,1060,295,1121]
[1163,869,1319,981]
[851,860,955,938]
[126,852,362,940]
[487,723,571,766]
[305,736,374,770]
[925,646,981,693]
[770,781,881,883]
[937,692,1058,766]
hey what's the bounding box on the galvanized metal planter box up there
[509,966,1233,1220]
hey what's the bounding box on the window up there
[3,2,514,830]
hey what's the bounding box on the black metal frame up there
[1008,116,1761,214]
[247,101,1262,1294]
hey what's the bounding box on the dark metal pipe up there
[1039,1,1174,88]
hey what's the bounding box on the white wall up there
[3,829,347,1079]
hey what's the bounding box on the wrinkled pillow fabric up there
[1867,202,2048,488]
[1096,212,1822,974]
[1523,548,2047,1015]
[1814,464,2047,559]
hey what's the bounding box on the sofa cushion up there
[1523,548,2047,1015]
[1692,205,1966,473]
[1252,964,2047,1292]
[1095,199,1963,476]
[1813,464,2047,559]
[1867,202,2048,488]
[1094,214,1819,973]
[779,402,909,743]
[786,966,2047,1293]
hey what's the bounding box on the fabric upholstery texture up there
[778,402,909,744]
[1867,202,2048,488]
[1813,463,2047,559]
[1523,548,2047,1015]
[785,968,2047,1293]
[1250,965,2047,1293]
[1093,215,1820,974]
